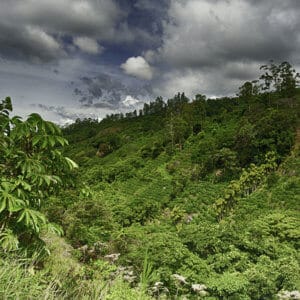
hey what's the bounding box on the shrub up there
[0,97,77,252]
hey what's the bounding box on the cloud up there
[34,104,90,124]
[149,0,300,98]
[32,103,109,125]
[0,0,170,63]
[74,73,152,109]
[121,56,153,80]
[73,37,103,54]
[114,0,170,50]
[27,26,60,52]
[77,74,126,107]
[153,61,262,99]
[159,0,300,68]
[6,0,122,38]
[122,95,140,107]
[134,0,167,11]
[0,23,64,62]
[0,0,130,62]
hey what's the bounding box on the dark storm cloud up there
[0,0,138,62]
[0,0,170,63]
[0,23,63,62]
[223,62,258,81]
[130,0,170,36]
[153,0,300,98]
[112,0,170,52]
[160,0,300,69]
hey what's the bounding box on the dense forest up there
[1,61,300,299]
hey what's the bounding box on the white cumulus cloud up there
[121,56,153,80]
[73,37,102,54]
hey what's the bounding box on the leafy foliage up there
[215,151,278,219]
[0,97,77,251]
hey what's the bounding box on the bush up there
[0,97,77,252]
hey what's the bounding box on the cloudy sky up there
[0,0,299,123]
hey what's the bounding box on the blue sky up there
[0,0,299,123]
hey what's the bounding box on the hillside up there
[1,62,300,299]
[48,88,300,298]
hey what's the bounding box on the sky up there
[0,0,300,124]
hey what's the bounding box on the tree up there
[238,81,259,112]
[192,94,206,131]
[0,97,77,252]
[143,103,150,115]
[278,61,300,98]
[215,151,277,220]
[234,119,257,165]
[260,61,300,102]
[167,93,189,115]
[260,64,275,106]
[166,114,190,151]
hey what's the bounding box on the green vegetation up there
[0,97,77,253]
[1,61,300,299]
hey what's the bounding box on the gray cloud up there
[35,104,88,120]
[159,0,300,68]
[0,23,64,62]
[10,0,121,37]
[0,0,131,62]
[73,37,103,54]
[74,73,153,109]
[151,0,300,97]
[134,0,169,11]
[33,103,103,124]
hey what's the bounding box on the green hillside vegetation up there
[1,61,300,299]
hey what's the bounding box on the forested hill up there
[1,62,300,299]
[53,62,300,298]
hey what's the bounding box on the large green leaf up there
[0,229,19,251]
[17,208,46,233]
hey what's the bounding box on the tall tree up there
[260,61,300,102]
[238,80,259,112]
